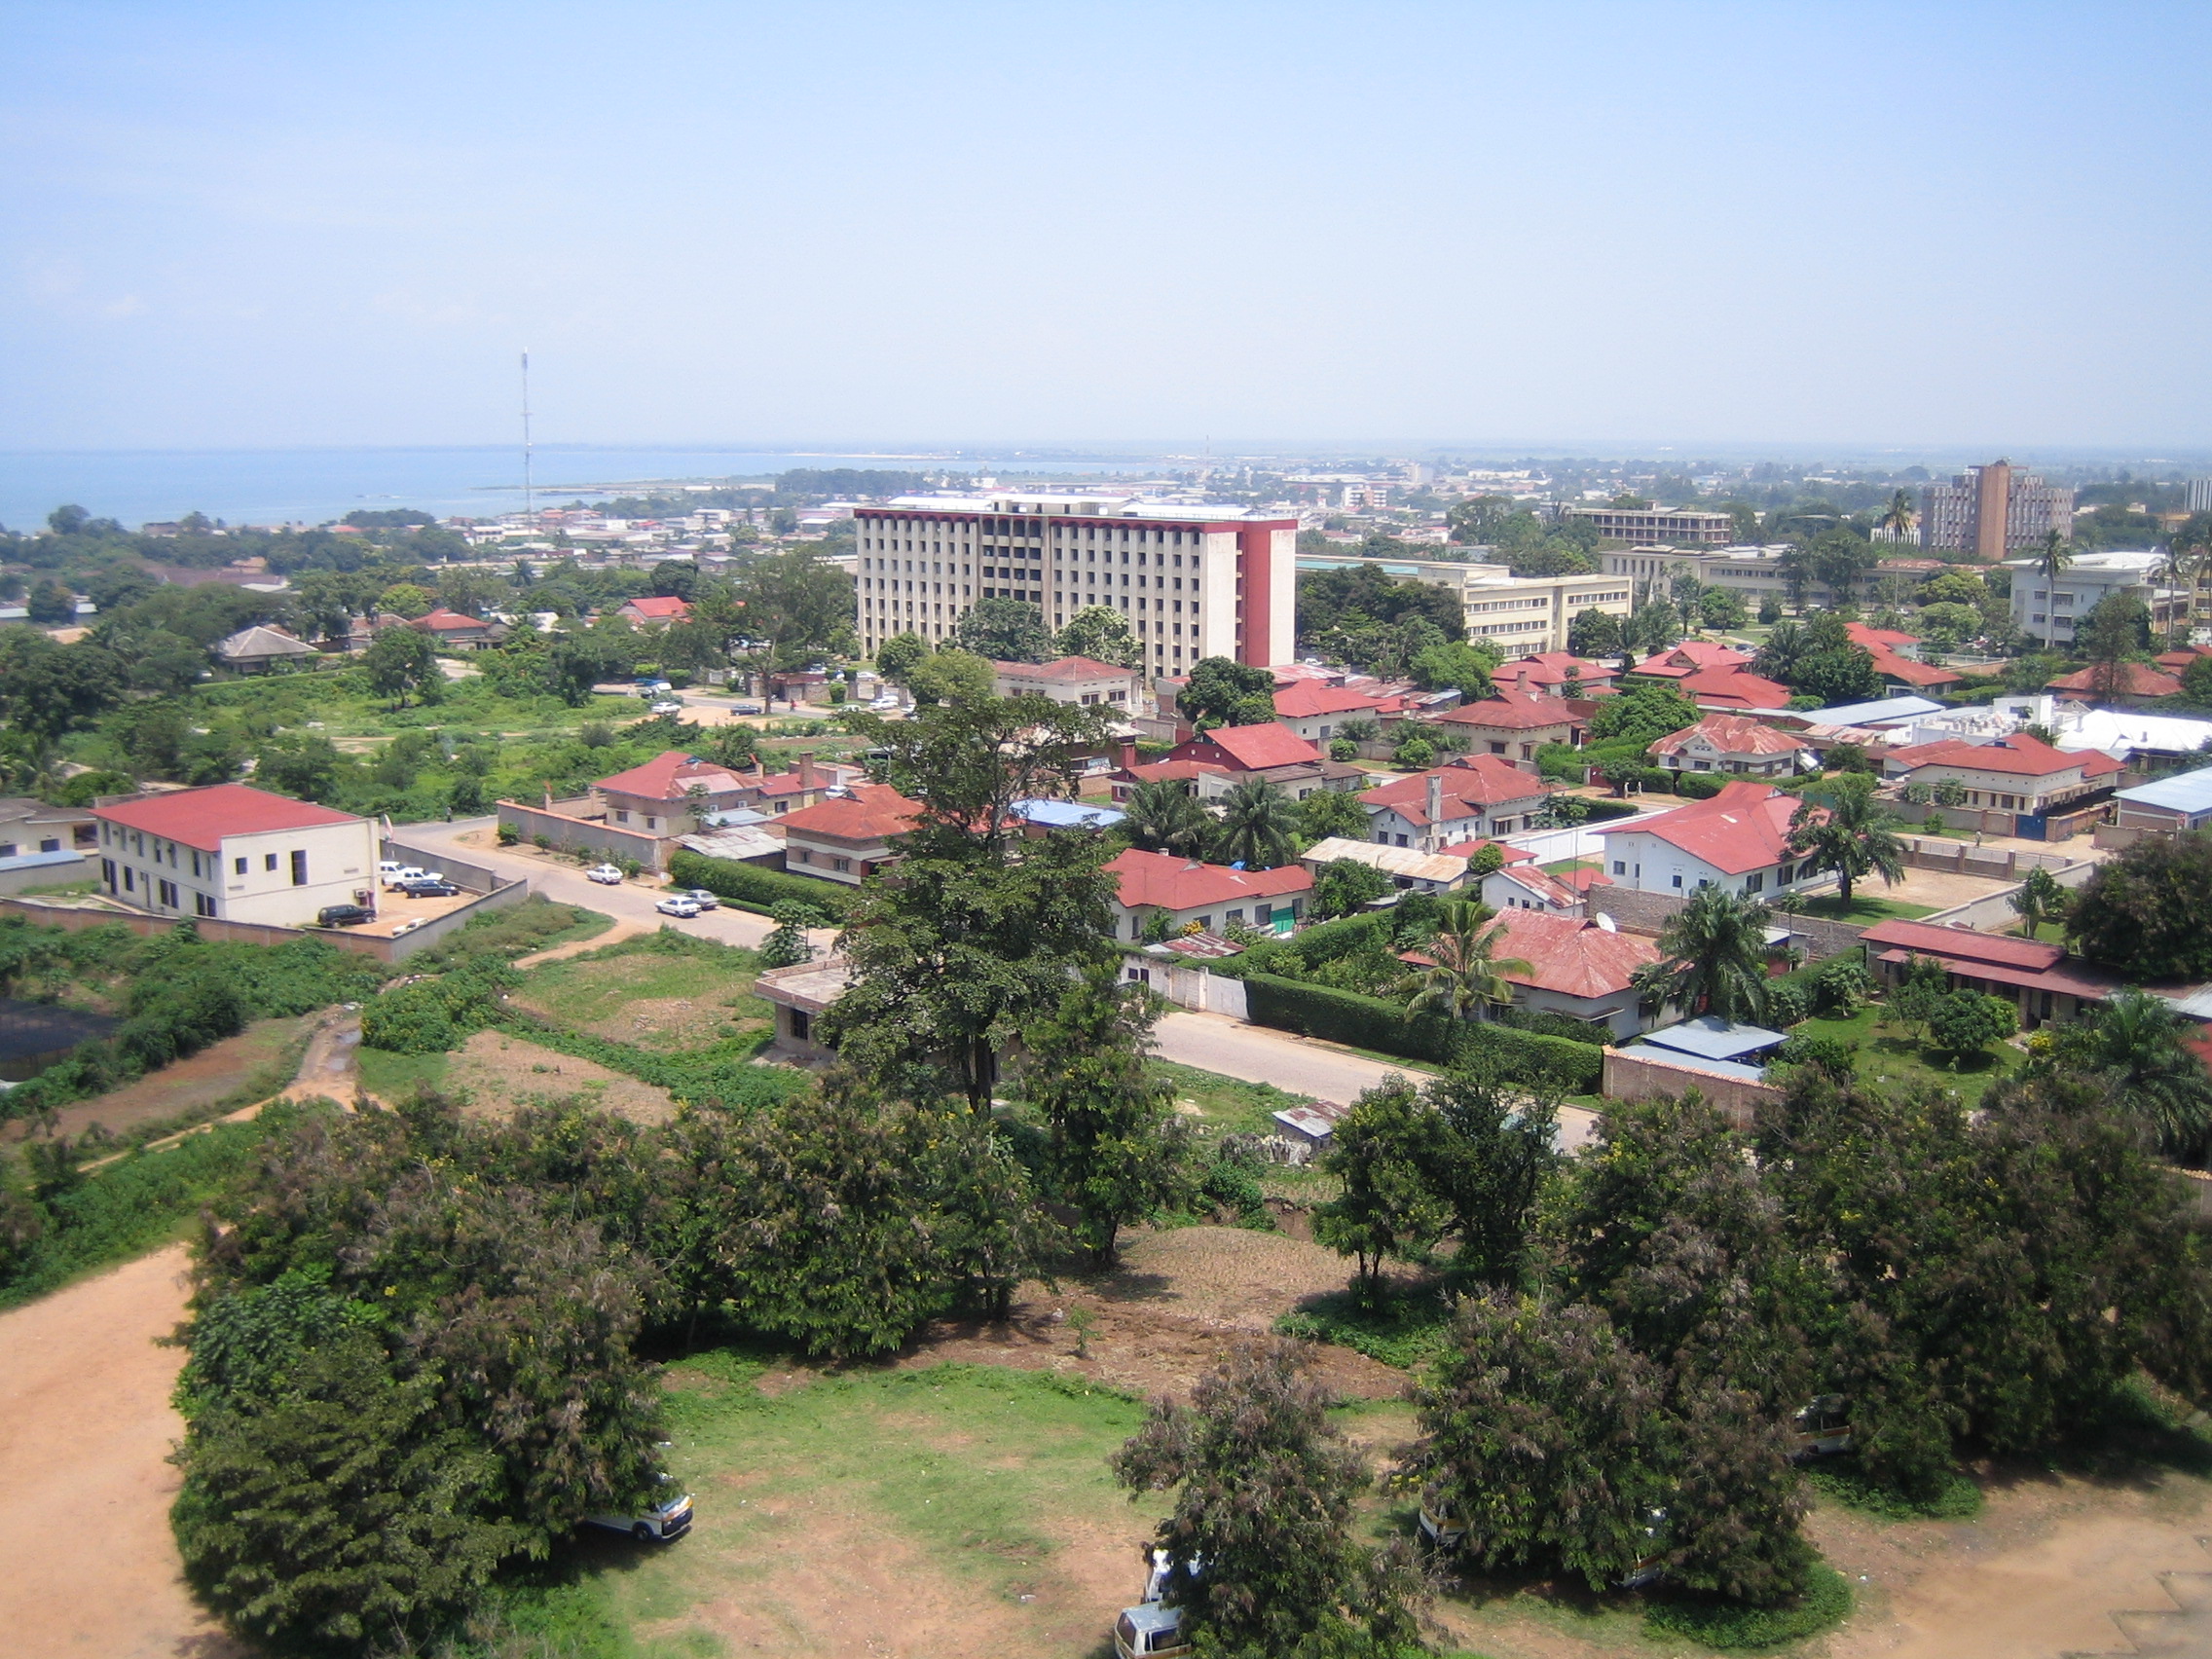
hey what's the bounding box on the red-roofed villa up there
[92,784,379,927]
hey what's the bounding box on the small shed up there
[1638,1014,1789,1066]
[215,624,315,672]
[1270,1099,1348,1149]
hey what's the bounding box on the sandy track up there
[0,1244,244,1658]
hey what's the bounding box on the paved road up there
[390,817,838,953]
[1155,1010,1599,1151]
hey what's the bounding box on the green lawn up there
[355,1046,450,1101]
[514,935,767,1051]
[1150,1057,1311,1135]
[1542,859,1601,875]
[1790,1005,2021,1108]
[1789,893,1938,922]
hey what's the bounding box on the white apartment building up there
[855,493,1295,673]
[1294,554,1630,652]
[1563,505,1735,545]
[2006,549,2166,646]
[92,784,380,927]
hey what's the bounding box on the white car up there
[383,865,442,888]
[649,700,683,716]
[582,1491,692,1544]
[585,864,624,885]
[868,694,902,711]
[655,896,701,918]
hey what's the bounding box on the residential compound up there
[1294,553,1631,651]
[1920,460,2075,559]
[855,492,1295,673]
[91,784,379,926]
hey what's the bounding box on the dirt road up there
[0,1244,243,1658]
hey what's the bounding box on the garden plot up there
[509,940,769,1052]
[446,1029,675,1124]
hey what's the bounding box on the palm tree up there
[2069,990,2212,1162]
[2034,530,2073,654]
[1209,778,1298,869]
[1630,885,1775,1023]
[1389,900,1531,1021]
[1878,488,1917,543]
[1788,775,1907,907]
[1754,618,1808,685]
[1124,777,1211,859]
[2008,866,2067,940]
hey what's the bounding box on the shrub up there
[1494,1006,1612,1046]
[667,848,855,920]
[1235,973,1604,1091]
[1643,1562,1853,1650]
[1673,771,1726,799]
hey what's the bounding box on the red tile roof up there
[1359,755,1555,824]
[595,751,752,802]
[1866,645,1962,688]
[1105,848,1313,911]
[1486,909,1663,1000]
[1119,759,1231,786]
[1635,642,1752,680]
[414,608,489,632]
[995,654,1139,681]
[1272,682,1390,719]
[2156,645,2212,672]
[91,783,364,852]
[1647,714,1804,759]
[1860,918,2063,971]
[776,783,921,842]
[621,595,692,620]
[1493,864,1582,909]
[1437,689,1577,730]
[1595,780,1807,874]
[1493,653,1620,693]
[2044,662,2184,698]
[1678,665,1793,710]
[1886,732,2123,779]
[1171,724,1325,771]
[1846,623,1921,651]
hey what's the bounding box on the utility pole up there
[521,350,535,535]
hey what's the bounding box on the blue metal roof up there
[1640,1014,1789,1060]
[1623,1048,1773,1083]
[2115,765,2212,817]
[0,848,86,873]
[1795,695,1946,727]
[1011,798,1126,830]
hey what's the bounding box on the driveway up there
[1156,1011,1599,1151]
[390,818,840,954]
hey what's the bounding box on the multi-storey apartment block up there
[1920,461,2075,560]
[1561,505,1735,546]
[855,492,1295,673]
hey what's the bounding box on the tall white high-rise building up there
[854,492,1296,671]
[2188,478,2212,515]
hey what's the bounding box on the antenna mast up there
[521,350,535,535]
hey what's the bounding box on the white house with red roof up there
[617,595,693,627]
[1492,651,1620,698]
[1270,681,1404,744]
[409,608,502,649]
[1164,724,1366,800]
[1435,689,1581,761]
[2044,661,2184,700]
[1677,662,1794,712]
[1408,908,1665,1038]
[92,783,379,927]
[1359,755,1558,852]
[1647,714,1808,779]
[1103,848,1312,942]
[991,655,1144,708]
[1594,780,1817,900]
[1631,642,1753,682]
[1860,917,2116,1029]
[778,784,922,885]
[1878,731,2123,815]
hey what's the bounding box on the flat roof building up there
[1921,461,2074,561]
[1293,553,1630,654]
[1562,505,1735,546]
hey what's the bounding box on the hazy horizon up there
[6,2,2208,455]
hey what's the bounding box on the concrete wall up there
[382,839,498,894]
[383,879,531,961]
[1909,858,2097,933]
[496,801,669,870]
[1123,957,1250,1018]
[1586,885,1867,963]
[1602,1050,1783,1131]
[0,852,93,896]
[1897,836,2080,877]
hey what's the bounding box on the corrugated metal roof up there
[1621,1048,1773,1083]
[1010,797,1126,829]
[2115,766,2212,816]
[0,848,87,872]
[1640,1014,1789,1060]
[1793,695,1946,726]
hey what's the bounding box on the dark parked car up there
[316,904,375,928]
[396,878,461,898]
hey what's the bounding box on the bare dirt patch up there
[1,1014,309,1147]
[0,1243,246,1659]
[446,1028,674,1124]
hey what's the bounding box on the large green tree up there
[1123,777,1212,859]
[950,595,1053,663]
[1629,885,1773,1021]
[1313,1078,1453,1292]
[1055,603,1142,668]
[361,625,443,709]
[1209,777,1299,868]
[1388,900,1530,1021]
[1787,774,1907,904]
[2067,830,2212,980]
[1180,655,1277,729]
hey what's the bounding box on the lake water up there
[0,445,1171,533]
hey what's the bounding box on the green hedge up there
[667,848,855,920]
[1235,974,1604,1093]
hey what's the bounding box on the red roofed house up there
[1271,681,1398,744]
[2156,645,2212,675]
[2044,662,2185,700]
[1104,848,1312,943]
[1880,732,2123,815]
[1165,724,1367,800]
[1406,908,1665,1039]
[1594,780,1817,901]
[1492,651,1620,698]
[1842,625,1963,692]
[617,595,693,626]
[1360,755,1559,852]
[1647,714,1807,780]
[1845,622,1923,657]
[1629,642,1753,682]
[779,784,922,885]
[594,751,763,835]
[1677,663,1795,712]
[92,783,378,927]
[1860,917,2118,1030]
[1108,756,1231,804]
[409,608,501,649]
[1436,689,1582,761]
[992,656,1144,708]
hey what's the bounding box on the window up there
[290,849,309,886]
[789,1009,810,1042]
[1671,873,1683,889]
[1254,903,1273,926]
[158,878,178,907]
[1227,908,1244,925]
[1612,861,1626,875]
[1197,915,1213,931]
[264,853,277,871]
[124,867,134,892]
[832,857,851,873]
[196,893,216,918]
[235,856,247,875]
[101,858,115,887]
[614,810,629,824]
[794,848,812,863]
[1745,872,1764,894]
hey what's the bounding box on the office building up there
[2007,548,2168,647]
[92,784,379,926]
[855,492,1295,673]
[1920,461,2074,560]
[1294,553,1630,653]
[1604,544,1944,609]
[1561,505,1735,546]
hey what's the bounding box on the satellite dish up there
[1595,912,1618,932]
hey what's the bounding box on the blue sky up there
[2,1,2207,452]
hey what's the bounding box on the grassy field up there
[511,937,769,1051]
[1150,1057,1314,1136]
[1789,893,1938,922]
[1790,1004,2021,1108]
